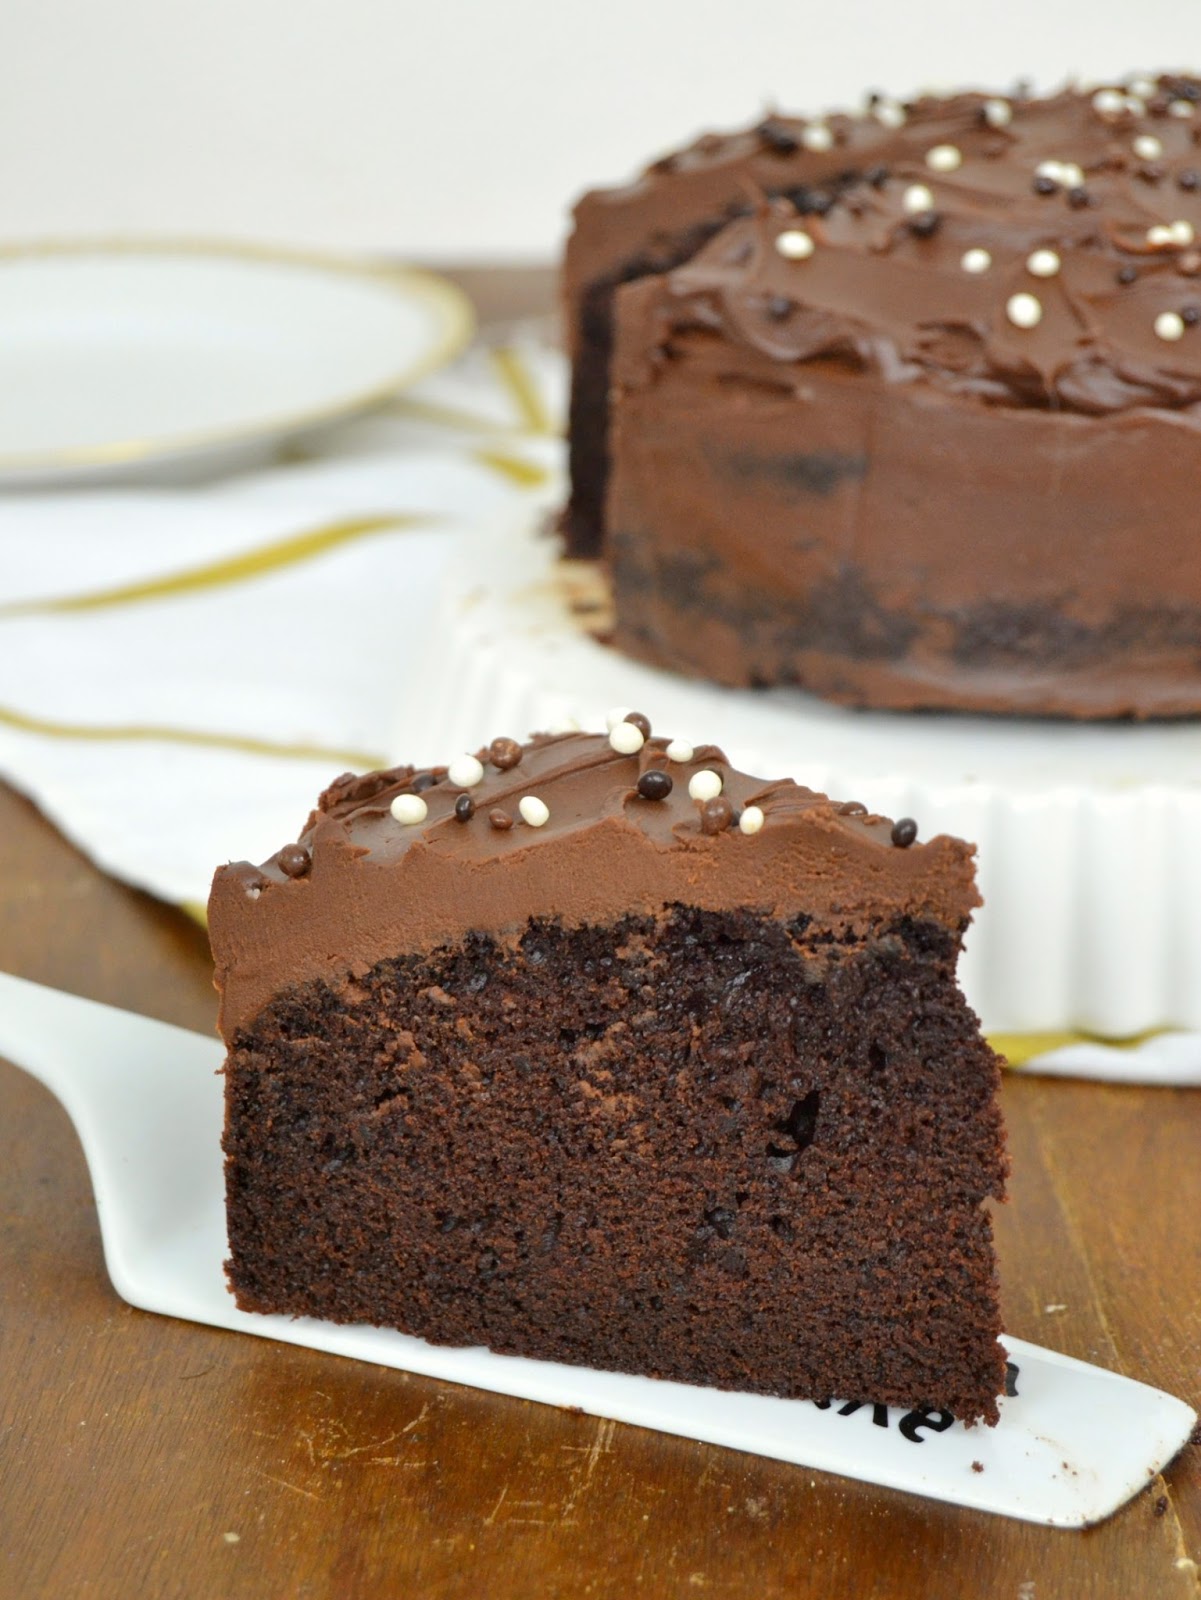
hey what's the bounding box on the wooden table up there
[1,269,1198,1600]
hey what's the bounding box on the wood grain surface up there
[1,266,1199,1599]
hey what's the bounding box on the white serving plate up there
[0,240,473,486]
[0,970,1193,1529]
[406,514,1201,1037]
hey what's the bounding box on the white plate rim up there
[0,235,476,475]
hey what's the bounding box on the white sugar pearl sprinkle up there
[775,228,815,261]
[925,143,962,173]
[961,247,992,273]
[1035,159,1066,183]
[1155,311,1186,341]
[902,183,935,216]
[1124,95,1147,117]
[447,754,485,788]
[874,100,906,129]
[1148,224,1176,246]
[604,705,633,731]
[609,721,645,755]
[1128,76,1158,99]
[546,714,580,735]
[983,98,1012,127]
[1172,220,1196,245]
[1169,99,1196,119]
[1092,88,1127,116]
[688,770,724,802]
[1006,292,1043,329]
[1060,163,1085,188]
[518,795,550,828]
[1133,134,1163,162]
[801,122,834,152]
[1026,248,1061,278]
[665,738,694,763]
[390,793,428,825]
[739,805,765,836]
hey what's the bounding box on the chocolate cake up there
[210,723,1009,1424]
[565,76,1201,717]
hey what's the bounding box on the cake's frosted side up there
[596,78,1201,717]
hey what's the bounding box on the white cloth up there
[0,337,564,907]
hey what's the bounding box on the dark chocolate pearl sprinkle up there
[909,211,941,239]
[1033,174,1058,195]
[454,794,475,822]
[865,164,890,188]
[624,711,652,739]
[890,817,919,849]
[488,737,522,771]
[1178,168,1200,191]
[756,117,799,155]
[806,189,834,217]
[700,797,735,835]
[488,808,513,831]
[1067,185,1093,208]
[837,800,868,816]
[412,771,440,793]
[636,769,673,802]
[277,843,311,879]
[1183,304,1201,327]
[766,294,793,321]
[1116,263,1139,285]
[1138,163,1167,185]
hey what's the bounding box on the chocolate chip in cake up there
[636,770,673,801]
[277,843,311,879]
[624,711,652,739]
[488,808,514,831]
[454,794,476,823]
[891,817,919,848]
[703,1206,737,1239]
[488,737,523,770]
[700,796,735,834]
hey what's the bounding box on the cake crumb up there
[1154,1495,1168,1517]
[1043,1303,1067,1314]
[971,1460,984,1473]
[222,1532,240,1545]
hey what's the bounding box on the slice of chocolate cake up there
[210,723,1009,1423]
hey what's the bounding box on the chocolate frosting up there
[209,732,978,1039]
[601,83,1201,415]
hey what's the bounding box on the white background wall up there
[0,0,1191,263]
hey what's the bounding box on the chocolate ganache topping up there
[209,726,978,1038]
[614,82,1201,415]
